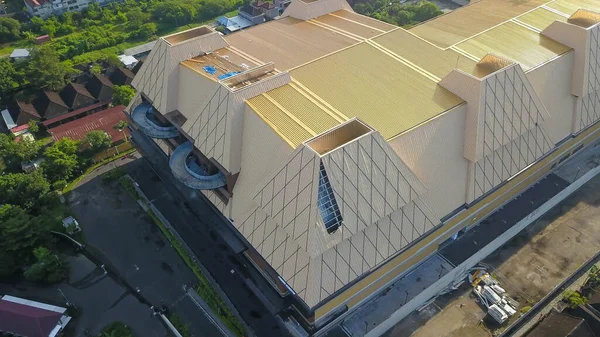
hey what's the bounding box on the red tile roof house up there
[0,295,72,337]
[48,105,130,143]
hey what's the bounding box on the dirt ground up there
[408,175,600,337]
[409,296,490,337]
[488,175,600,304]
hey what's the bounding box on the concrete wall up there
[389,105,470,220]
[527,51,576,145]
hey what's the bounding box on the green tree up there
[29,16,45,34]
[563,290,588,308]
[134,22,157,40]
[42,140,80,182]
[54,137,80,155]
[112,85,135,106]
[0,59,18,96]
[412,2,442,22]
[395,10,414,26]
[24,246,68,283]
[90,63,103,75]
[126,7,150,28]
[114,120,129,142]
[15,138,41,162]
[0,134,40,164]
[0,170,50,209]
[0,204,40,278]
[83,130,112,153]
[0,17,21,43]
[25,46,75,90]
[28,120,40,134]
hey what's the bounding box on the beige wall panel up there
[541,21,590,98]
[578,26,600,131]
[230,106,294,222]
[227,73,292,173]
[177,65,220,125]
[389,106,469,219]
[526,52,576,144]
[438,70,483,161]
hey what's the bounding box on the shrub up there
[102,167,126,184]
[520,305,531,314]
[563,290,588,308]
[52,180,68,191]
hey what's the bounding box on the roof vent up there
[567,9,600,28]
[306,119,372,156]
[164,26,213,45]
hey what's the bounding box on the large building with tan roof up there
[127,0,600,334]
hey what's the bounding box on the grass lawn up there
[0,9,238,58]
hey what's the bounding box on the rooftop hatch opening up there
[164,26,213,45]
[306,119,372,156]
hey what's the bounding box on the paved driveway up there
[0,254,167,337]
[67,173,224,337]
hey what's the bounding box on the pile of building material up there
[470,269,519,324]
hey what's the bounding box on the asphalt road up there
[125,158,290,337]
[68,173,223,337]
[440,173,570,266]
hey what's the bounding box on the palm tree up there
[113,120,129,143]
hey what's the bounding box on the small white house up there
[10,49,30,60]
[118,54,138,69]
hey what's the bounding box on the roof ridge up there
[327,13,386,33]
[366,40,441,82]
[445,0,556,49]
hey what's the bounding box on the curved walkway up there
[169,141,226,190]
[131,102,178,139]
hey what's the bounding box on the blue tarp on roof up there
[203,66,217,75]
[216,15,253,33]
[218,71,241,80]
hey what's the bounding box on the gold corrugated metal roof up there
[330,10,397,31]
[224,16,359,71]
[312,13,386,39]
[265,85,342,133]
[545,0,600,17]
[217,1,585,148]
[516,7,567,31]
[409,0,549,48]
[247,94,315,147]
[372,29,477,79]
[289,43,463,141]
[455,21,571,71]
